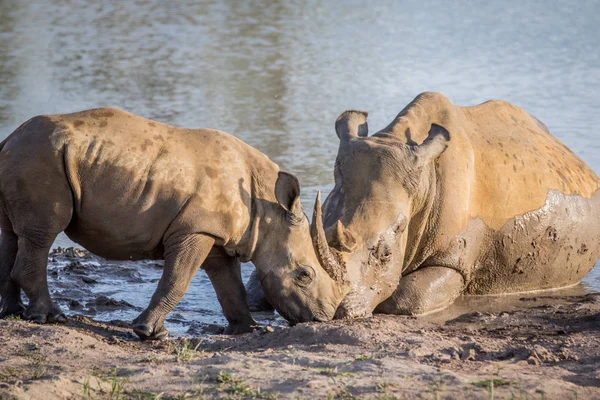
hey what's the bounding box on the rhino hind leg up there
[246,269,274,312]
[375,267,464,316]
[203,248,258,334]
[132,233,215,340]
[0,228,24,318]
[12,236,66,323]
[5,187,72,324]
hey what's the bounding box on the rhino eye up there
[391,216,407,235]
[294,266,314,287]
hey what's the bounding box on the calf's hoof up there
[224,322,258,335]
[23,304,66,324]
[133,324,169,341]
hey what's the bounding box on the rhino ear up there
[275,171,302,217]
[335,110,369,141]
[327,220,357,253]
[413,123,450,165]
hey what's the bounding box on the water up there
[0,0,599,334]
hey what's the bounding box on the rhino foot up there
[133,323,169,341]
[23,304,66,324]
[224,322,258,335]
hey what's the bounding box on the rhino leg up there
[11,237,66,323]
[203,248,257,334]
[1,156,73,323]
[246,269,274,312]
[0,229,24,318]
[375,267,464,315]
[133,233,215,340]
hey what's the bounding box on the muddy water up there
[1,1,599,335]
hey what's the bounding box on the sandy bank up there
[0,293,598,399]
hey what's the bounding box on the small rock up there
[461,342,480,361]
[519,297,538,302]
[265,325,274,333]
[559,347,579,361]
[82,277,97,284]
[528,345,560,364]
[109,320,130,328]
[527,356,540,365]
[66,260,86,271]
[93,296,133,308]
[68,300,82,309]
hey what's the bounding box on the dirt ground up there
[0,293,598,399]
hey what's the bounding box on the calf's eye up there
[294,266,314,287]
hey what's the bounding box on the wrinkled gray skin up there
[0,108,343,339]
[249,92,600,319]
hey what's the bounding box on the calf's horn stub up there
[311,191,346,282]
[335,110,369,141]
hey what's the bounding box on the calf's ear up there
[275,171,302,216]
[335,110,369,141]
[414,123,450,165]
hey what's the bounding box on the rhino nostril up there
[380,244,391,262]
[369,239,392,263]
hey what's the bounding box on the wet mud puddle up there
[44,247,600,337]
[45,247,283,337]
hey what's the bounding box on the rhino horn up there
[329,220,357,253]
[311,191,346,282]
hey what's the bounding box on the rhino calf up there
[307,92,600,318]
[0,108,343,339]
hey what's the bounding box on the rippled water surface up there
[1,0,599,334]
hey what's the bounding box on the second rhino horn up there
[310,192,347,282]
[328,220,357,253]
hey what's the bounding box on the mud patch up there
[46,247,283,335]
[0,294,598,399]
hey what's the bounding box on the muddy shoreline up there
[0,292,598,399]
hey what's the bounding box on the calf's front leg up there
[133,233,215,340]
[245,269,274,312]
[203,247,257,334]
[375,267,464,315]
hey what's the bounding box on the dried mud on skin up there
[0,295,598,399]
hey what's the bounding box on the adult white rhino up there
[0,108,343,339]
[307,92,600,318]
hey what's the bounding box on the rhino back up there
[389,94,600,293]
[460,100,600,230]
[378,93,599,233]
[1,108,270,260]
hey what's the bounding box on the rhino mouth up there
[333,293,373,320]
[277,303,335,325]
[285,313,330,325]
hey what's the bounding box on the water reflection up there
[0,0,598,331]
